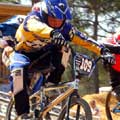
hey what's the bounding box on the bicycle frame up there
[42,80,80,118]
[29,78,80,118]
[28,51,97,118]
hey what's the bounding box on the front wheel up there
[58,97,92,120]
[105,90,120,120]
[5,96,51,120]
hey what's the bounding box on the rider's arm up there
[15,12,54,51]
[23,12,53,39]
[68,26,103,55]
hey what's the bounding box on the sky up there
[20,0,32,5]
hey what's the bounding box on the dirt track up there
[83,92,119,120]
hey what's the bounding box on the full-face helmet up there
[43,0,72,28]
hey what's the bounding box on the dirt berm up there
[83,92,119,120]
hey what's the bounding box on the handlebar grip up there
[101,53,113,59]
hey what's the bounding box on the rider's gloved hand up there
[50,31,69,48]
[101,47,115,65]
[106,55,115,65]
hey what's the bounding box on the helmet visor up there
[48,15,64,28]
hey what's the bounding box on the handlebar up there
[103,43,120,54]
[96,53,113,62]
[88,53,114,78]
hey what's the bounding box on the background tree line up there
[67,0,120,94]
[0,0,120,95]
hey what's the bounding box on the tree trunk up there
[92,11,100,93]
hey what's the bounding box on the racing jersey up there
[15,7,103,55]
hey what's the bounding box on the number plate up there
[74,53,93,75]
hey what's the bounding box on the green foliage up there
[66,0,120,95]
[0,0,7,1]
[0,0,20,3]
[69,0,120,38]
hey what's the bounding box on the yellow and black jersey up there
[15,14,53,52]
[15,10,103,55]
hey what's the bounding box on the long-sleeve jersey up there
[15,10,103,55]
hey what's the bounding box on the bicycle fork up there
[65,79,80,120]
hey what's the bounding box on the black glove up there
[50,31,69,48]
[106,55,115,65]
[101,47,115,65]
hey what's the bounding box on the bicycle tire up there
[5,97,53,120]
[58,97,92,120]
[5,92,65,120]
[105,90,120,120]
